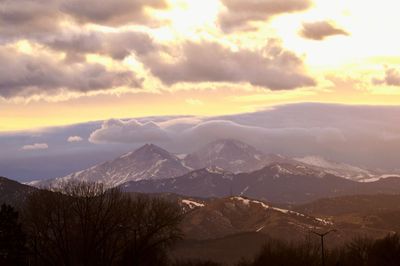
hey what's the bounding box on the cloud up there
[179,120,346,151]
[0,0,167,42]
[300,21,349,40]
[44,30,156,61]
[89,119,170,144]
[87,113,348,153]
[144,40,315,90]
[61,0,168,26]
[68,136,83,142]
[85,103,400,169]
[22,143,49,151]
[219,0,312,32]
[0,47,141,99]
[0,0,61,41]
[373,67,400,86]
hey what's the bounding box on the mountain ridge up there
[28,139,400,191]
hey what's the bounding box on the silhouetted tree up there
[236,233,400,266]
[368,233,400,266]
[23,182,183,266]
[0,204,27,266]
[341,236,372,266]
[118,195,183,265]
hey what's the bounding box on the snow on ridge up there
[120,152,133,159]
[182,199,205,209]
[295,156,369,175]
[256,225,265,232]
[240,186,249,196]
[254,154,262,161]
[232,196,251,205]
[231,159,245,165]
[271,164,292,175]
[360,174,400,183]
[231,196,333,225]
[206,166,227,175]
[175,154,187,159]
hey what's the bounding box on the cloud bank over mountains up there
[88,104,400,164]
[27,103,400,157]
[90,119,170,144]
[2,103,400,180]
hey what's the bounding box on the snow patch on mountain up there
[182,199,205,209]
[231,196,332,225]
[295,155,400,182]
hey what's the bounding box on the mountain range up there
[29,139,399,188]
[29,139,282,188]
[122,162,400,204]
[4,173,400,265]
[27,139,400,204]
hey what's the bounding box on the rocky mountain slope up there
[181,196,332,240]
[0,176,36,206]
[123,162,400,204]
[29,144,191,188]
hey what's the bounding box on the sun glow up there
[153,0,220,38]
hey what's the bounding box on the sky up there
[1,0,400,132]
[1,0,400,181]
[2,103,400,181]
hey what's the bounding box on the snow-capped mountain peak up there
[183,139,270,173]
[30,144,191,188]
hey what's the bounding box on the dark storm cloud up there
[219,0,312,32]
[0,47,141,98]
[300,21,349,40]
[373,67,400,86]
[44,30,156,60]
[144,40,315,89]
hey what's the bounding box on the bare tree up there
[23,182,183,266]
[118,195,184,265]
